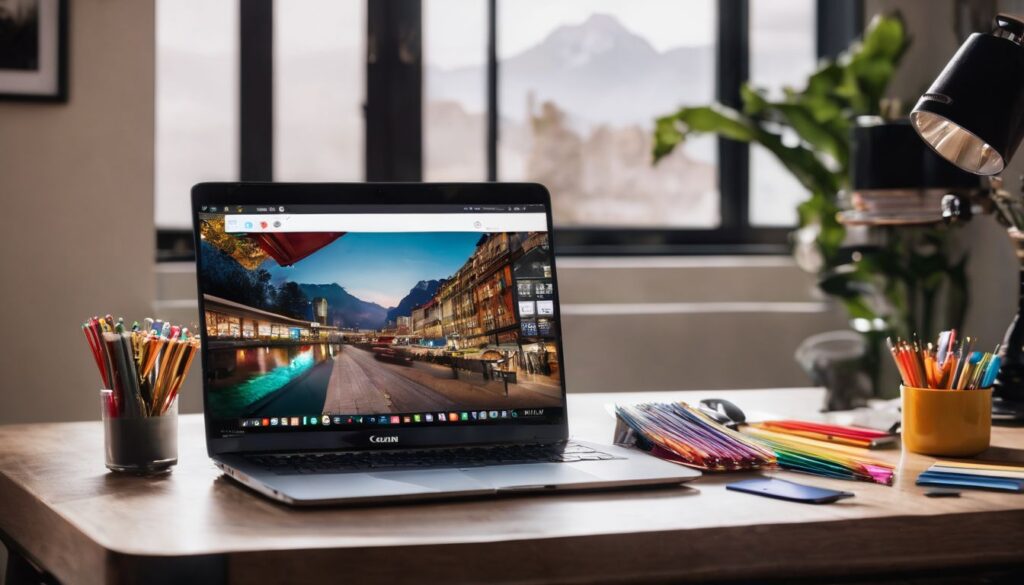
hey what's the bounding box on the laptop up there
[191,182,699,505]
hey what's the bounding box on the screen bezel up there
[191,182,570,456]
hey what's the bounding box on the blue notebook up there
[916,470,1024,493]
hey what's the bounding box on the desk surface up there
[1,388,1023,585]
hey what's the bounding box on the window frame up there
[155,0,862,261]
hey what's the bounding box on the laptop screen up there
[196,202,565,440]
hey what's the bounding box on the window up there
[498,1,718,228]
[155,0,238,230]
[749,0,817,227]
[423,0,487,181]
[274,0,365,181]
[156,1,858,257]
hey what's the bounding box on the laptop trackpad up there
[369,469,492,492]
[463,463,601,491]
[268,468,492,503]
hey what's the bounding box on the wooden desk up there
[1,388,1023,585]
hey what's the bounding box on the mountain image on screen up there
[298,283,389,330]
[385,280,443,323]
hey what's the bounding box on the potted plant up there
[652,14,972,402]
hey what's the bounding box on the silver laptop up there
[191,182,699,505]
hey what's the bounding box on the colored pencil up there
[613,401,895,485]
[887,331,997,390]
[81,315,200,417]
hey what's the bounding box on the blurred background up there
[0,0,1021,426]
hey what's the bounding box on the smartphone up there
[726,478,854,504]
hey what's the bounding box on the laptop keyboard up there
[244,441,616,475]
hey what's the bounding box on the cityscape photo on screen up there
[197,215,563,422]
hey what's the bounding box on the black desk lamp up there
[911,14,1024,419]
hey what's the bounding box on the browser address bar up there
[222,213,548,234]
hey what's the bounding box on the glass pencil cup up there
[101,389,178,474]
[900,385,992,457]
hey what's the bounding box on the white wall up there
[0,0,155,424]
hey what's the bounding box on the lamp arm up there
[991,192,1022,228]
[940,177,1024,228]
[987,174,1024,228]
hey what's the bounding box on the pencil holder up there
[101,390,178,474]
[900,385,991,457]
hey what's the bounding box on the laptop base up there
[216,441,700,506]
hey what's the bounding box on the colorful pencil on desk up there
[757,420,895,449]
[743,425,895,485]
[614,402,895,485]
[614,402,776,471]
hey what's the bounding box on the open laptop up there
[191,182,699,505]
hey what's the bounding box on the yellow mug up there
[900,385,991,457]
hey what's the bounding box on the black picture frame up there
[0,0,68,102]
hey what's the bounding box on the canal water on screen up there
[207,344,338,417]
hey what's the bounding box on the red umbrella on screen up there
[249,232,345,267]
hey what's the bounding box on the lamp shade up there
[910,16,1024,175]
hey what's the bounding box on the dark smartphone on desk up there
[726,478,854,504]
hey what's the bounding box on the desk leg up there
[3,547,49,585]
[0,531,52,585]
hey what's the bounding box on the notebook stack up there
[917,461,1024,493]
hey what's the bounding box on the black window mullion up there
[239,0,274,181]
[816,0,864,60]
[366,0,423,181]
[486,0,498,182]
[717,0,749,234]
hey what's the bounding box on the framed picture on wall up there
[0,0,67,101]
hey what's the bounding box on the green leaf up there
[819,269,864,299]
[841,296,881,321]
[803,63,844,97]
[792,93,845,125]
[653,105,762,162]
[840,12,910,114]
[740,84,769,117]
[670,105,759,139]
[857,13,908,61]
[771,103,850,167]
[653,104,840,197]
[653,114,685,161]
